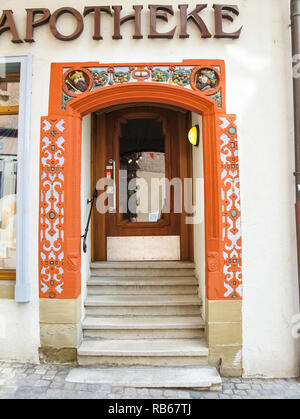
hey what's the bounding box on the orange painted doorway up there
[40,60,242,301]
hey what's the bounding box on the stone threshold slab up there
[66,365,222,391]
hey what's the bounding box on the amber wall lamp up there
[188,125,200,147]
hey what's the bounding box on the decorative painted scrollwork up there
[39,118,65,298]
[218,116,242,299]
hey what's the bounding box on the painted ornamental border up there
[39,59,242,302]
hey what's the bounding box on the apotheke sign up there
[0,4,243,43]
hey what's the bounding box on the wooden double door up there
[91,105,193,261]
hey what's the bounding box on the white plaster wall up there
[0,0,299,376]
[0,299,40,362]
[80,115,91,324]
[192,114,206,311]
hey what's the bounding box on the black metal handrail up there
[81,188,97,253]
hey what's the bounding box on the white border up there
[0,55,33,302]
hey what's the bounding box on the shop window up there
[0,63,20,278]
[0,56,32,301]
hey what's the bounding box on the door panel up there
[91,106,193,261]
[106,108,180,237]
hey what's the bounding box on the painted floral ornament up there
[92,70,108,87]
[151,68,169,82]
[171,68,191,87]
[113,71,131,84]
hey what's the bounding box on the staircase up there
[78,261,211,368]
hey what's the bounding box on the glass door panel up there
[119,118,166,223]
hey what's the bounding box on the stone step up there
[77,338,209,367]
[88,276,198,286]
[90,262,195,278]
[91,268,195,277]
[83,328,204,339]
[85,305,202,316]
[87,284,198,295]
[78,337,208,356]
[91,261,195,269]
[82,316,205,339]
[81,261,206,368]
[66,365,222,391]
[83,316,205,329]
[85,294,201,306]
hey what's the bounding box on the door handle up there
[108,159,116,212]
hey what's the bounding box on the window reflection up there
[119,119,166,223]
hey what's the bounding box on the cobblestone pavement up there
[0,361,300,399]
